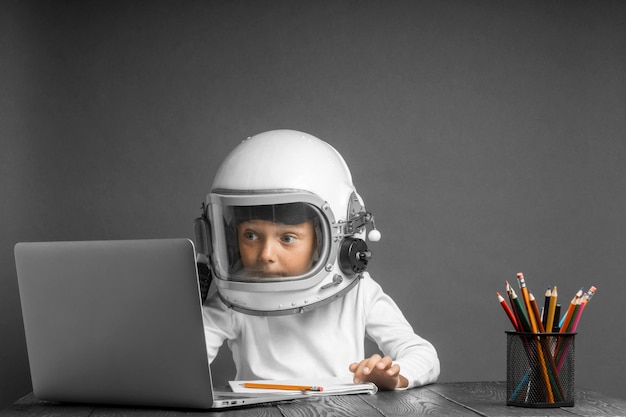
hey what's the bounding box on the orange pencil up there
[517,273,538,333]
[516,274,554,402]
[243,383,324,392]
[559,288,583,333]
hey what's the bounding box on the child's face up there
[237,219,316,278]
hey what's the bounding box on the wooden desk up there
[3,381,626,416]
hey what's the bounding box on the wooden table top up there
[3,381,626,416]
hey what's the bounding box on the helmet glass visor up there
[209,200,327,283]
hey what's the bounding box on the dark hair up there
[233,203,318,225]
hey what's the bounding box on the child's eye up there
[281,235,297,244]
[243,231,259,241]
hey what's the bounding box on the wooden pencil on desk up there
[243,383,324,392]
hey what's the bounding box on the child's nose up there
[259,239,277,262]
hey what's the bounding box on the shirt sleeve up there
[201,292,239,362]
[361,274,440,388]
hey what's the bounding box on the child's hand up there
[349,354,408,390]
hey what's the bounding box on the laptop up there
[14,238,310,409]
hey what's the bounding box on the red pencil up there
[505,281,521,327]
[497,292,519,331]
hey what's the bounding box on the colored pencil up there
[510,287,531,332]
[506,281,522,329]
[559,288,583,333]
[555,297,586,372]
[529,293,545,333]
[556,286,597,372]
[497,292,519,331]
[542,287,551,328]
[243,383,323,392]
[528,292,563,401]
[517,273,538,333]
[552,304,561,332]
[499,277,597,405]
[514,276,556,402]
[566,298,581,333]
[545,286,558,336]
[570,286,596,333]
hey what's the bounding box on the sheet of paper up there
[229,376,378,395]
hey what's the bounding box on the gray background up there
[2,0,625,410]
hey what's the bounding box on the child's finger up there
[374,355,394,370]
[351,354,382,382]
[385,363,401,377]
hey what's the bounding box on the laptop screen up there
[15,239,216,409]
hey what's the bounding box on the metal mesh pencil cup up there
[506,331,575,407]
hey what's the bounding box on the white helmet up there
[195,129,380,315]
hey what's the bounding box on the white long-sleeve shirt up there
[202,272,440,388]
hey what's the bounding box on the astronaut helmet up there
[195,129,380,315]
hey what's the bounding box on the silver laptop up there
[14,238,308,409]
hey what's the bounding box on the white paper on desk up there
[229,376,378,396]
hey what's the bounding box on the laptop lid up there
[15,238,220,409]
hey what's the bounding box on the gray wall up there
[2,0,625,409]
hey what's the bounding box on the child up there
[195,130,439,390]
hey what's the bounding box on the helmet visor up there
[208,193,329,283]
